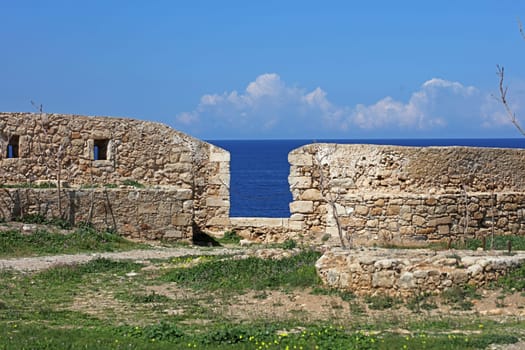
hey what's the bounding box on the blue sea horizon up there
[209,138,525,218]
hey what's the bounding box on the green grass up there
[364,295,402,310]
[12,213,72,229]
[0,227,144,258]
[497,263,525,292]
[160,249,322,292]
[0,321,520,350]
[0,258,143,325]
[217,230,241,244]
[0,182,57,189]
[460,235,525,251]
[0,249,523,349]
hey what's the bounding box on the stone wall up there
[0,113,230,237]
[229,217,303,243]
[0,188,193,240]
[316,248,525,297]
[288,144,525,245]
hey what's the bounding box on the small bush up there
[406,292,437,312]
[15,213,46,224]
[143,322,183,341]
[218,230,241,244]
[441,285,480,310]
[497,264,525,292]
[281,239,297,250]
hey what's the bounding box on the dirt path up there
[0,246,241,272]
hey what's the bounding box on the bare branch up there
[312,144,348,248]
[519,19,525,41]
[496,65,525,136]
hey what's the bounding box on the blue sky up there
[2,1,525,139]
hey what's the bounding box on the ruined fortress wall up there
[0,188,193,240]
[288,144,525,245]
[0,113,230,236]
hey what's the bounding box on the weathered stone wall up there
[316,248,525,297]
[289,144,525,245]
[0,188,193,240]
[229,217,303,243]
[0,113,230,236]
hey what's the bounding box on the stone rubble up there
[316,247,525,297]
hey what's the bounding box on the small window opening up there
[93,139,109,160]
[6,136,19,158]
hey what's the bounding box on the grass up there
[459,234,525,251]
[0,226,144,258]
[217,230,241,244]
[0,224,524,349]
[0,182,57,189]
[496,263,525,292]
[160,249,322,292]
[1,320,520,349]
[441,285,481,311]
[364,295,402,310]
[0,257,522,349]
[12,213,72,229]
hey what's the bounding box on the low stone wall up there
[288,144,525,245]
[326,192,525,246]
[0,188,194,240]
[229,217,302,243]
[316,248,525,297]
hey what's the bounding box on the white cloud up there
[348,78,480,130]
[174,73,521,138]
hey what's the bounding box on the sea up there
[209,139,525,218]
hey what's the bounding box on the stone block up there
[372,270,395,288]
[289,176,312,189]
[386,205,401,216]
[428,216,452,227]
[370,207,383,216]
[289,200,314,214]
[366,219,378,228]
[374,198,385,207]
[290,213,304,221]
[437,225,450,235]
[412,215,425,226]
[230,217,285,227]
[206,217,231,226]
[206,197,229,207]
[138,203,158,214]
[210,150,230,162]
[288,153,313,166]
[300,188,323,201]
[399,226,415,235]
[288,220,304,231]
[425,197,437,205]
[175,189,193,200]
[354,205,369,216]
[171,213,192,226]
[164,229,185,239]
[209,173,230,186]
[399,272,416,289]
